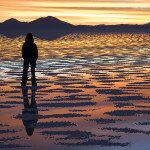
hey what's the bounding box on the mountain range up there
[0,16,149,40]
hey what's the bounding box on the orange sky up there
[0,0,150,25]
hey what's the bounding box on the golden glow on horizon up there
[0,0,150,25]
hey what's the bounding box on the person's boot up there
[21,82,26,86]
[21,77,28,86]
[32,78,37,86]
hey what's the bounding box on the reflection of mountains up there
[0,16,149,40]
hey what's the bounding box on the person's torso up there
[23,42,37,58]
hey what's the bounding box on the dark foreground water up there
[0,33,150,150]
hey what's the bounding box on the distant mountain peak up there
[31,16,66,23]
[29,16,74,28]
[43,16,59,20]
[3,18,20,24]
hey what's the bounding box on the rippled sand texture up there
[0,33,150,150]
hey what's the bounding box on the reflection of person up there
[21,33,38,86]
[22,87,38,136]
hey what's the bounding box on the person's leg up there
[22,87,29,108]
[31,88,37,108]
[22,58,29,86]
[30,58,37,86]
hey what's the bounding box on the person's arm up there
[22,43,25,59]
[35,44,38,60]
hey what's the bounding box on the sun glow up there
[0,0,149,25]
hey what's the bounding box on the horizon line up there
[1,16,149,26]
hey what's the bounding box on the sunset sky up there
[0,0,150,25]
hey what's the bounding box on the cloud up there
[0,0,149,24]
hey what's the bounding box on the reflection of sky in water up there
[0,33,150,150]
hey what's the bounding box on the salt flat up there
[0,33,150,150]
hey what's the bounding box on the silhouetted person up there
[21,33,38,86]
[22,87,38,136]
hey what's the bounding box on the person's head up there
[25,33,34,43]
[25,126,34,136]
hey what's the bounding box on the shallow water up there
[0,33,150,150]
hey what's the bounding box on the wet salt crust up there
[0,33,150,150]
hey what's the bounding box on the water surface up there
[0,33,150,150]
